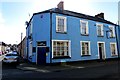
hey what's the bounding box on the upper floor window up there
[80,20,88,35]
[96,23,104,36]
[110,43,117,56]
[80,41,91,56]
[56,16,67,33]
[109,26,115,38]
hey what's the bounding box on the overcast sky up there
[0,0,119,44]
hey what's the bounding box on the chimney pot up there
[57,1,64,10]
[95,12,104,19]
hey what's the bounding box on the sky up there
[0,0,119,44]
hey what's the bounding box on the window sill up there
[81,55,91,57]
[109,37,116,38]
[97,35,104,37]
[111,55,118,57]
[56,31,67,34]
[81,34,89,36]
[52,56,71,59]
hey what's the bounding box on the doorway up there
[98,42,106,60]
[37,47,46,65]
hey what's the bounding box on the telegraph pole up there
[20,32,23,57]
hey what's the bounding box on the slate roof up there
[26,8,117,28]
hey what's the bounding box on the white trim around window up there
[80,41,91,56]
[110,42,118,56]
[52,40,71,58]
[80,20,89,35]
[56,16,67,33]
[96,23,104,36]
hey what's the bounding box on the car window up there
[6,54,18,56]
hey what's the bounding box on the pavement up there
[16,59,120,73]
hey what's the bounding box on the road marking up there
[35,69,50,73]
[23,67,50,73]
[24,67,37,70]
[63,65,85,69]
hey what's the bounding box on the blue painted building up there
[26,3,119,64]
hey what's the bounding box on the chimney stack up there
[95,13,104,19]
[57,1,64,10]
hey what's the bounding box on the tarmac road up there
[1,60,120,80]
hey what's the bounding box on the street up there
[1,60,120,80]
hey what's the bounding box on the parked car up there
[0,52,2,56]
[3,53,20,63]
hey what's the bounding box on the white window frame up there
[56,16,67,33]
[80,20,89,35]
[110,42,118,56]
[109,26,115,38]
[52,40,71,58]
[96,23,104,36]
[80,41,91,56]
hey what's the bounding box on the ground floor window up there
[52,40,71,58]
[110,43,117,56]
[80,41,91,56]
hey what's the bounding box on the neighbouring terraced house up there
[26,1,120,64]
[0,42,6,55]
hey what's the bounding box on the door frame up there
[36,46,46,65]
[97,42,106,60]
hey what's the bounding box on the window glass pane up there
[81,22,87,34]
[97,25,102,36]
[82,43,84,46]
[111,44,116,55]
[97,24,104,36]
[82,50,85,55]
[53,52,56,56]
[109,27,115,37]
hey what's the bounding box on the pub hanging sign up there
[37,41,46,46]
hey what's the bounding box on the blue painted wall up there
[51,13,117,63]
[26,23,31,61]
[31,13,51,63]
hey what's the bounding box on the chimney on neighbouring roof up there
[57,1,64,10]
[95,13,104,19]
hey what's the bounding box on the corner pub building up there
[26,2,119,65]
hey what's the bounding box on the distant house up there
[18,37,26,59]
[0,42,6,54]
[26,2,119,64]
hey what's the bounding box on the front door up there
[37,47,46,65]
[98,43,105,60]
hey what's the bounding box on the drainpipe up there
[115,24,120,77]
[115,25,120,59]
[50,10,52,64]
[20,32,23,57]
